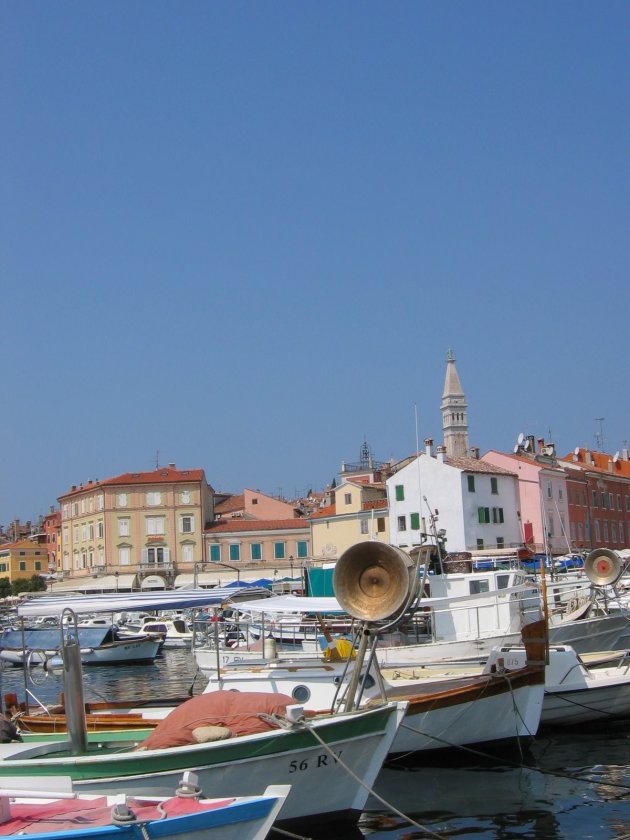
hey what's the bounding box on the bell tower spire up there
[441,349,469,458]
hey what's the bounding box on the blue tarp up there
[0,626,112,650]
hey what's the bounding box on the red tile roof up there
[204,519,309,534]
[214,495,245,515]
[364,499,388,510]
[59,467,206,498]
[560,449,630,479]
[310,504,336,519]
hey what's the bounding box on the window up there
[578,522,583,541]
[609,493,614,509]
[603,521,609,541]
[97,521,104,538]
[73,525,79,542]
[98,547,104,566]
[496,537,504,548]
[118,518,130,537]
[626,496,630,513]
[251,543,262,561]
[612,523,618,543]
[252,497,258,505]
[360,520,369,534]
[62,504,69,519]
[209,544,221,562]
[89,523,94,540]
[617,495,623,511]
[72,502,78,516]
[147,491,161,506]
[297,541,308,558]
[181,544,193,563]
[377,517,386,533]
[594,520,601,541]
[410,512,420,530]
[180,489,191,504]
[229,544,241,561]
[547,515,554,536]
[19,561,26,571]
[602,493,608,510]
[80,499,86,514]
[180,515,195,534]
[118,547,130,565]
[81,524,88,541]
[35,560,42,571]
[468,475,475,492]
[547,482,553,499]
[146,516,165,536]
[146,546,169,565]
[492,507,504,524]
[592,491,599,508]
[478,507,490,524]
[117,493,128,508]
[97,495,104,511]
[397,515,407,532]
[470,579,490,595]
[344,493,352,505]
[558,487,563,500]
[490,477,498,495]
[620,523,624,543]
[274,542,286,560]
[395,485,405,501]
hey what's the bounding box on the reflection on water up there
[2,651,630,838]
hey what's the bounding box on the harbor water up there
[2,648,630,839]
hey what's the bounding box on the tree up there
[11,575,47,596]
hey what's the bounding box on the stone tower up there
[441,349,469,458]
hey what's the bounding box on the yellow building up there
[310,479,389,561]
[56,465,214,591]
[0,540,48,584]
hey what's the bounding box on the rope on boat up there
[265,712,445,839]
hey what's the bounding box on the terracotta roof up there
[310,504,336,519]
[205,519,309,534]
[560,449,630,479]
[59,467,206,498]
[214,495,245,515]
[363,499,388,510]
[445,455,516,476]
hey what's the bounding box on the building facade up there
[0,540,48,584]
[57,465,214,590]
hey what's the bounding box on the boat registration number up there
[289,750,342,772]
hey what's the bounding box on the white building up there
[386,440,522,553]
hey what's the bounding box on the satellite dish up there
[513,445,520,453]
[613,452,620,463]
[517,433,525,446]
[574,447,580,456]
[523,439,531,451]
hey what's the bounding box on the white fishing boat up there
[117,616,193,648]
[0,627,161,667]
[0,772,290,840]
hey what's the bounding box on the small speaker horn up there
[333,542,416,622]
[584,548,623,586]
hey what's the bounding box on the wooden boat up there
[0,690,406,831]
[0,772,289,840]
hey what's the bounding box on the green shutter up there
[251,543,261,561]
[297,541,308,558]
[395,485,405,501]
[410,512,420,530]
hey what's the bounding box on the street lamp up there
[114,571,119,593]
[289,555,294,580]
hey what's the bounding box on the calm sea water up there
[2,649,630,839]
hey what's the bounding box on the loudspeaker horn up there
[584,548,623,586]
[333,542,416,622]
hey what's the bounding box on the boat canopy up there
[234,581,538,616]
[16,587,271,619]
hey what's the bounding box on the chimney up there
[623,446,629,462]
[537,437,545,454]
[470,446,480,459]
[526,435,535,454]
[168,462,176,469]
[424,438,433,457]
[436,445,446,463]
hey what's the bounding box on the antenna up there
[155,450,160,469]
[595,417,605,451]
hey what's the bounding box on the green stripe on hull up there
[0,705,393,782]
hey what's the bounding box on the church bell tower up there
[441,349,469,458]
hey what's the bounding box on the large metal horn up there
[333,542,416,621]
[584,548,623,586]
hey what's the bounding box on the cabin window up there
[497,574,510,589]
[470,579,490,594]
[395,485,405,501]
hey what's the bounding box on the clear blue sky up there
[2,2,629,525]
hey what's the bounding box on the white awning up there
[48,574,137,593]
[174,573,219,589]
[174,570,273,588]
[140,575,167,590]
